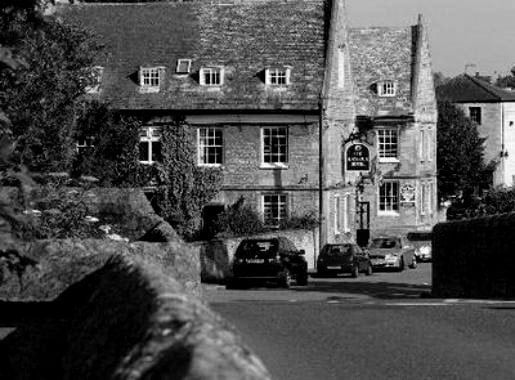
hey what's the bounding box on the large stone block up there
[0,238,201,301]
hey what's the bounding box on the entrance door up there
[202,205,225,240]
[356,201,370,247]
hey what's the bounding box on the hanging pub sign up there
[346,143,370,171]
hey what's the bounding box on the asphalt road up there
[206,264,515,380]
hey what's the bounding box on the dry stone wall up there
[0,255,271,380]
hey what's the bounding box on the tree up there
[495,68,515,89]
[0,0,103,172]
[437,101,491,203]
[433,71,450,89]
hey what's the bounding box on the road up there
[206,263,515,380]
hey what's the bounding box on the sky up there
[347,0,515,77]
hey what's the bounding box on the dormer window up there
[200,67,223,86]
[140,67,162,92]
[176,59,191,74]
[85,66,103,94]
[377,80,396,97]
[265,67,291,86]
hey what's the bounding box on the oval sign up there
[346,144,370,171]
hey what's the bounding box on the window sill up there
[378,158,400,164]
[260,163,289,170]
[377,211,400,217]
[139,86,160,94]
[198,163,223,168]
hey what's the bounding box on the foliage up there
[0,1,103,172]
[433,71,450,88]
[215,200,266,237]
[151,119,223,240]
[73,113,224,240]
[279,211,319,230]
[495,69,515,89]
[214,197,319,238]
[447,187,515,220]
[72,101,146,186]
[437,101,492,203]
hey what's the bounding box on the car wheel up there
[279,269,292,288]
[409,256,417,269]
[365,262,373,276]
[296,272,308,286]
[351,265,359,278]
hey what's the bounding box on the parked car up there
[228,237,308,289]
[317,243,372,278]
[368,236,417,271]
[407,231,432,262]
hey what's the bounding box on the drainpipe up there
[501,102,505,185]
[318,97,324,263]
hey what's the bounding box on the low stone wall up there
[0,238,201,301]
[198,228,319,283]
[432,213,515,298]
[0,255,271,379]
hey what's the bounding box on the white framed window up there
[140,67,161,92]
[335,195,341,234]
[469,107,482,125]
[379,181,399,214]
[261,126,288,167]
[139,126,161,164]
[343,194,350,232]
[198,127,223,166]
[85,66,103,94]
[377,129,398,161]
[377,80,396,97]
[263,193,288,227]
[176,59,191,74]
[265,67,291,86]
[200,67,223,86]
[76,137,94,155]
[420,182,433,216]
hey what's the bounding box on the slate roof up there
[436,74,515,103]
[348,26,416,117]
[58,1,328,111]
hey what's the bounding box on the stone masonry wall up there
[0,255,271,380]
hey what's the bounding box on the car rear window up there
[370,238,398,249]
[236,240,278,258]
[322,245,352,256]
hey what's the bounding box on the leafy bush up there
[215,202,266,237]
[214,198,319,238]
[447,187,515,220]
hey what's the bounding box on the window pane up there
[139,142,149,162]
[152,142,161,162]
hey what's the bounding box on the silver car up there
[368,236,417,271]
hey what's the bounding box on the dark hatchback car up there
[228,237,309,289]
[316,243,372,278]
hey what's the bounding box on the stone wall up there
[0,254,270,379]
[0,239,201,301]
[432,213,515,298]
[199,228,320,283]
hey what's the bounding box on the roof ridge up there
[465,74,502,101]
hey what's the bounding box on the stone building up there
[58,0,438,254]
[437,74,515,187]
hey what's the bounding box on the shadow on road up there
[292,279,431,299]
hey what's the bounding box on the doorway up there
[201,204,225,240]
